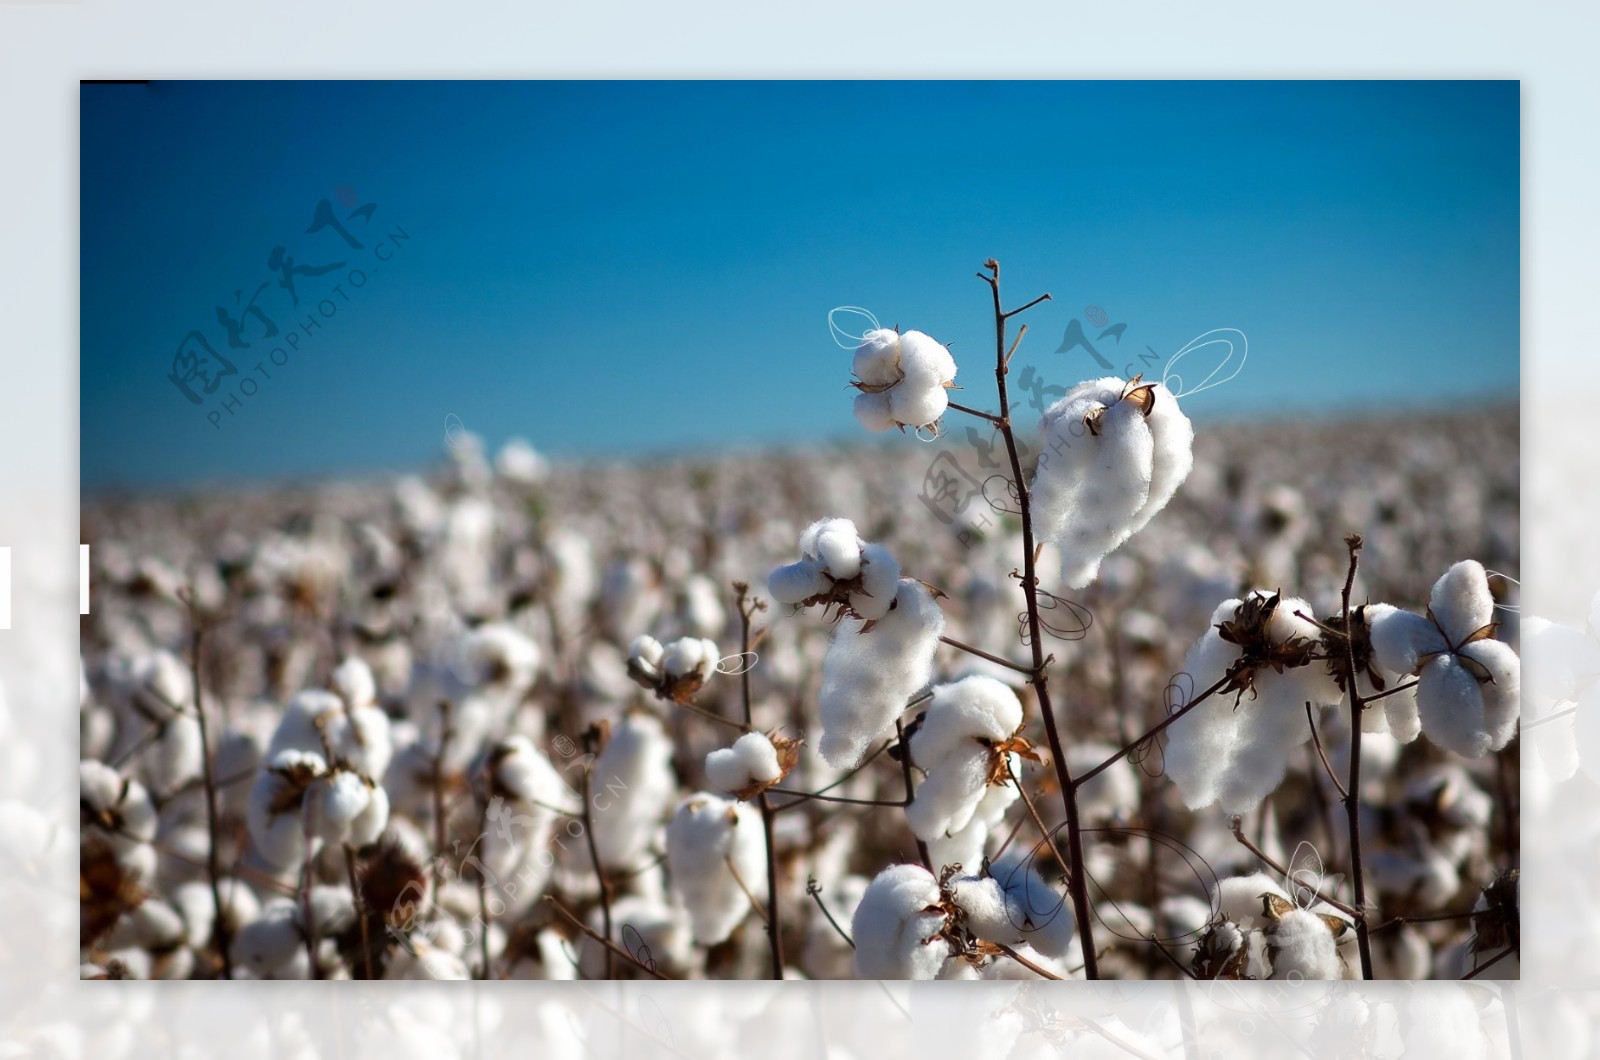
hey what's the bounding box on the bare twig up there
[896,717,932,870]
[736,582,786,980]
[1336,535,1376,979]
[545,896,671,980]
[579,759,614,979]
[979,259,1098,977]
[940,634,1036,677]
[1305,701,1349,800]
[184,595,233,979]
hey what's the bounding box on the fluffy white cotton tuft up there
[268,687,393,782]
[851,863,951,979]
[665,793,766,946]
[1163,592,1342,814]
[817,580,945,768]
[1031,377,1192,589]
[1368,562,1520,759]
[246,749,326,869]
[906,676,1022,841]
[589,713,677,870]
[850,329,956,432]
[1266,908,1346,980]
[705,731,784,795]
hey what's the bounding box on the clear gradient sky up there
[80,80,1519,493]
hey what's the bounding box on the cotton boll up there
[991,854,1075,958]
[331,656,378,711]
[589,713,677,870]
[268,690,392,782]
[1266,908,1344,980]
[802,517,862,580]
[1213,873,1290,926]
[231,903,304,978]
[704,731,783,794]
[1430,559,1496,644]
[247,750,325,869]
[850,543,902,621]
[80,759,158,879]
[913,676,1023,762]
[1368,604,1444,677]
[662,637,719,680]
[1164,592,1342,813]
[347,782,390,848]
[1417,655,1495,759]
[1127,382,1194,537]
[817,580,945,768]
[926,816,988,878]
[142,714,203,799]
[852,329,902,386]
[851,864,950,980]
[1032,379,1154,589]
[310,770,373,844]
[665,794,765,946]
[949,875,1011,942]
[767,559,830,605]
[907,743,997,842]
[854,391,896,433]
[495,437,549,484]
[888,382,949,429]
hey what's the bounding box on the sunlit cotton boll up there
[1030,376,1192,590]
[850,329,956,432]
[704,731,783,795]
[1163,592,1343,814]
[851,863,951,979]
[665,793,766,946]
[817,580,945,768]
[1265,907,1346,980]
[79,759,158,882]
[906,676,1022,842]
[246,749,327,869]
[267,686,393,782]
[588,712,677,870]
[1368,560,1520,758]
[962,852,1076,958]
[767,519,903,622]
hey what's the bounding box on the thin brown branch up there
[579,762,614,980]
[946,400,1004,426]
[545,896,671,980]
[940,634,1036,677]
[1337,535,1377,979]
[185,596,233,979]
[1305,701,1350,800]
[736,581,786,980]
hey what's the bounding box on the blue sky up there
[80,81,1519,493]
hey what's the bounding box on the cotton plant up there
[947,852,1075,962]
[1190,872,1355,981]
[1163,590,1343,813]
[1030,374,1194,589]
[1368,560,1521,758]
[849,328,958,433]
[816,579,946,768]
[704,730,799,800]
[245,748,389,870]
[904,675,1027,845]
[627,634,724,704]
[850,863,952,979]
[767,517,902,621]
[665,793,768,946]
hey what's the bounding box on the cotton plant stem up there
[579,764,615,980]
[896,718,933,871]
[344,845,375,980]
[1337,535,1376,979]
[545,896,671,980]
[978,259,1097,978]
[735,583,786,980]
[186,601,234,979]
[939,634,1036,676]
[476,798,493,980]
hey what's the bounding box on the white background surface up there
[0,3,1591,1055]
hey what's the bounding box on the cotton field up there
[78,271,1519,982]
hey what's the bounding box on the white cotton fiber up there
[1032,379,1153,590]
[854,391,896,433]
[661,637,720,680]
[665,793,766,946]
[246,749,326,869]
[1431,560,1495,644]
[589,712,677,869]
[1163,592,1342,814]
[269,688,392,782]
[705,731,784,795]
[850,329,957,432]
[627,634,664,680]
[767,558,830,606]
[1266,908,1344,980]
[803,517,863,580]
[851,863,951,979]
[1370,563,1520,759]
[1125,381,1194,537]
[817,580,945,768]
[981,853,1076,958]
[906,676,1022,841]
[853,543,902,620]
